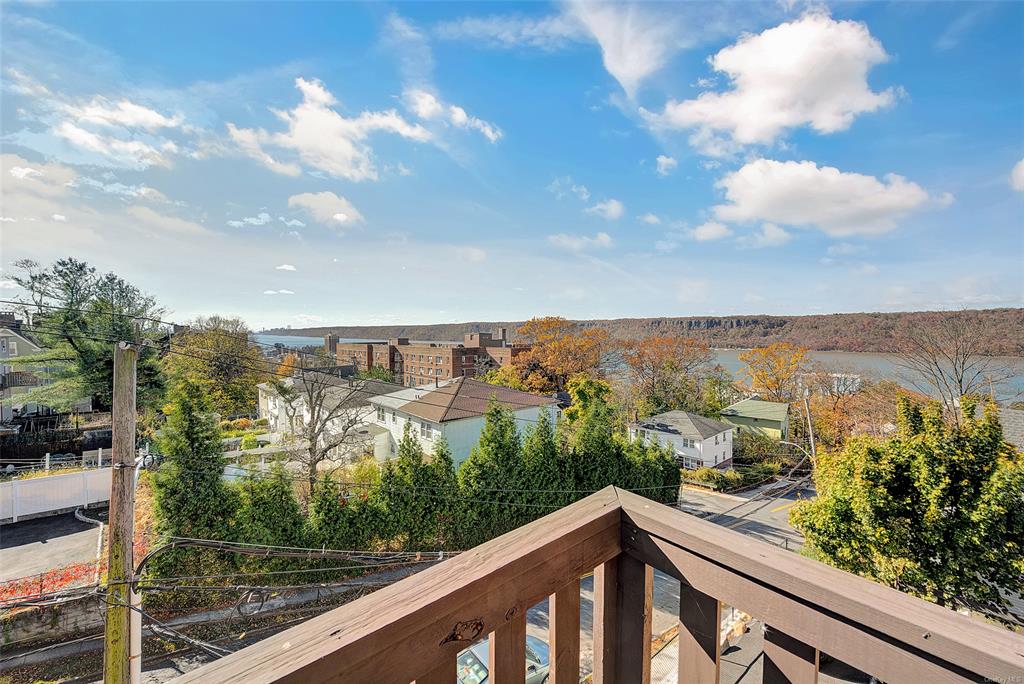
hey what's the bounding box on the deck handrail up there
[175,486,1024,684]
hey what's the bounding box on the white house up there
[257,375,403,463]
[1,324,91,423]
[628,410,734,470]
[368,377,559,466]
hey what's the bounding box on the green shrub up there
[231,418,253,431]
[254,417,269,428]
[240,433,258,450]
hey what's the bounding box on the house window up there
[435,355,441,363]
[376,406,384,422]
[435,368,442,376]
[679,454,702,470]
[421,421,433,439]
[9,341,16,356]
[639,429,647,441]
[391,411,397,424]
[419,368,425,375]
[715,435,719,445]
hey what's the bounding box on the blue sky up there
[1,1,1021,330]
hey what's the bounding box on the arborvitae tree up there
[374,425,442,550]
[791,397,1024,623]
[458,400,526,545]
[521,409,569,509]
[427,437,462,550]
[151,379,238,578]
[567,394,624,492]
[233,465,305,575]
[305,478,362,551]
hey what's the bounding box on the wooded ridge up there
[264,308,1024,356]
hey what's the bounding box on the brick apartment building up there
[329,329,529,387]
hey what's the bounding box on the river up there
[252,334,1024,400]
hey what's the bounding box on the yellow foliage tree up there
[738,342,808,403]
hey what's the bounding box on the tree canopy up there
[10,258,165,410]
[163,315,269,417]
[791,397,1024,623]
[739,342,808,403]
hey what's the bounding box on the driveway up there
[0,510,104,581]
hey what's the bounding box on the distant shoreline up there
[255,308,1024,358]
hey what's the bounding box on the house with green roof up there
[719,398,790,441]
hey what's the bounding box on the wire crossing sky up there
[1,2,1021,329]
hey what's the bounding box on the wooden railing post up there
[549,578,580,684]
[489,608,526,683]
[613,553,651,684]
[413,658,454,684]
[678,581,720,684]
[593,559,618,684]
[764,625,819,684]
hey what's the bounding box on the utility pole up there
[104,342,137,684]
[803,397,817,466]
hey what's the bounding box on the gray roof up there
[632,411,733,440]
[976,404,1024,451]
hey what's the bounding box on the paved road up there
[0,510,104,581]
[675,481,812,550]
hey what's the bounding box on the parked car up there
[456,635,550,683]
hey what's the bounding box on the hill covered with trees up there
[265,308,1024,356]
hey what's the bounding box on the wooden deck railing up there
[176,487,1024,684]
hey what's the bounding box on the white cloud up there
[51,213,67,222]
[264,289,295,296]
[455,246,488,263]
[227,78,430,181]
[547,176,590,201]
[70,177,169,203]
[1011,159,1024,192]
[0,280,19,289]
[287,191,364,228]
[278,216,305,228]
[548,231,613,251]
[275,264,297,271]
[639,213,661,225]
[746,222,791,248]
[123,205,209,236]
[853,263,879,276]
[644,13,896,151]
[62,97,183,131]
[435,14,586,50]
[714,159,942,237]
[566,2,685,98]
[585,198,625,220]
[689,221,732,242]
[10,166,43,180]
[227,212,272,228]
[403,88,502,143]
[655,155,678,176]
[0,217,15,223]
[827,242,864,256]
[293,314,325,325]
[54,121,172,168]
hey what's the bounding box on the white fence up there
[0,467,112,523]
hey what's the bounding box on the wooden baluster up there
[593,559,618,684]
[613,553,652,684]
[549,578,580,684]
[489,608,526,684]
[413,658,454,684]
[763,625,819,684]
[677,581,720,684]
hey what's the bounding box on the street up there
[0,510,104,581]
[675,481,812,550]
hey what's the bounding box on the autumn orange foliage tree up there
[738,342,808,403]
[620,336,714,416]
[496,317,608,392]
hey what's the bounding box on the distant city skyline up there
[2,2,1022,330]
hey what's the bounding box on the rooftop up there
[372,377,556,423]
[633,410,733,440]
[720,397,790,422]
